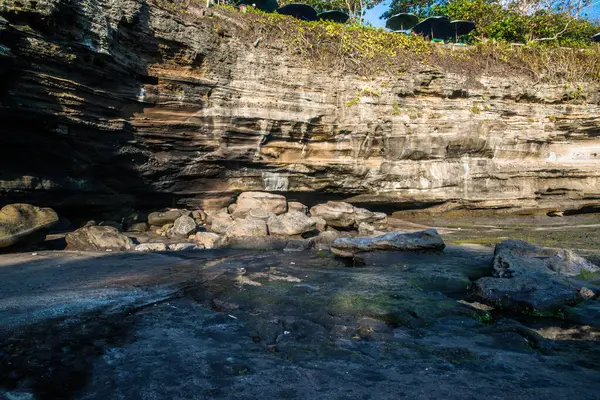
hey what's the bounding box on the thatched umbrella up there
[450,20,476,42]
[276,3,317,21]
[317,10,350,23]
[412,16,453,41]
[385,13,418,32]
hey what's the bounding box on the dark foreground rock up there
[330,229,445,257]
[474,240,599,315]
[474,275,580,315]
[1,247,600,400]
[0,204,58,249]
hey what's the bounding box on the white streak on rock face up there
[262,172,289,191]
[548,152,557,162]
[137,88,145,102]
[463,157,470,197]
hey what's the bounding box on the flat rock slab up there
[330,229,445,257]
[2,247,600,400]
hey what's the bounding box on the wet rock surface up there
[1,247,600,399]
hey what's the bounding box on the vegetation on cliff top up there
[151,1,600,83]
[209,5,600,83]
[384,0,599,47]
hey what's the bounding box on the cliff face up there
[1,0,600,217]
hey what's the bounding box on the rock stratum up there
[1,0,600,217]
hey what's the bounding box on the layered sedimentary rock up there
[1,0,600,217]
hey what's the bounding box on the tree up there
[434,0,599,44]
[380,0,447,20]
[433,0,508,40]
[279,0,346,13]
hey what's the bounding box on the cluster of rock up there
[0,193,450,256]
[474,240,600,315]
[187,192,395,253]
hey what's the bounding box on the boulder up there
[473,240,598,315]
[491,240,599,278]
[171,215,197,237]
[312,216,327,231]
[546,249,600,276]
[232,192,287,219]
[353,208,375,225]
[0,204,59,248]
[168,243,199,251]
[155,223,174,237]
[354,208,387,226]
[369,212,388,228]
[191,210,207,223]
[66,226,135,251]
[189,232,225,249]
[357,222,385,237]
[245,208,276,222]
[148,209,189,226]
[135,243,168,252]
[287,201,308,214]
[330,229,445,257]
[227,203,238,215]
[267,211,317,236]
[580,287,596,300]
[312,230,339,250]
[309,202,388,229]
[310,201,355,229]
[208,209,235,234]
[205,208,229,224]
[225,219,268,238]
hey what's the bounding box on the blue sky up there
[363,1,600,28]
[363,1,390,28]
